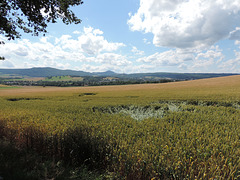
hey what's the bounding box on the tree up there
[0,41,5,60]
[0,0,83,40]
[0,0,83,59]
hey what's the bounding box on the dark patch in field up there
[6,97,43,101]
[83,99,90,102]
[125,96,139,98]
[79,93,97,97]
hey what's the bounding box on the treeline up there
[1,77,176,87]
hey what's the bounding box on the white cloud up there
[229,27,240,38]
[78,63,154,74]
[96,53,131,66]
[83,27,94,34]
[78,28,125,55]
[143,38,151,45]
[136,45,225,72]
[137,48,194,66]
[196,46,224,62]
[126,64,155,73]
[219,49,240,72]
[73,30,81,34]
[0,27,127,70]
[56,27,125,55]
[178,63,188,71]
[79,63,129,73]
[0,36,77,68]
[93,29,104,35]
[131,46,144,55]
[14,46,29,57]
[235,40,240,45]
[187,46,224,72]
[128,0,240,49]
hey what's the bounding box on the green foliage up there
[0,86,19,89]
[0,1,83,60]
[0,0,83,40]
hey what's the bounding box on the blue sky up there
[1,0,240,73]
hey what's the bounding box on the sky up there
[1,0,240,73]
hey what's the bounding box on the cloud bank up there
[0,27,131,72]
[128,0,240,49]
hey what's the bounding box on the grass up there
[0,85,20,89]
[0,75,240,179]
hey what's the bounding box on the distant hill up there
[93,70,117,76]
[117,72,239,80]
[0,67,238,80]
[0,67,91,77]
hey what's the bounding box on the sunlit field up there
[1,75,240,179]
[0,84,20,90]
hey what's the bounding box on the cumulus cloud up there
[79,63,129,73]
[0,26,128,70]
[178,63,188,71]
[219,49,240,72]
[196,46,224,63]
[131,46,144,55]
[79,27,124,55]
[187,46,224,72]
[56,27,125,55]
[235,40,240,45]
[135,45,225,72]
[73,30,81,34]
[137,48,194,66]
[127,64,155,73]
[96,53,131,66]
[128,0,240,49]
[14,46,29,56]
[143,38,151,45]
[78,62,154,74]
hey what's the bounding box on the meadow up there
[0,75,240,179]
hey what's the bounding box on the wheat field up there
[0,75,240,179]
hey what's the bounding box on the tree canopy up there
[0,0,83,60]
[0,0,83,40]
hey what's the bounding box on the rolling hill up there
[0,67,238,80]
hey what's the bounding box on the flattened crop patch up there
[92,104,173,121]
[79,93,97,96]
[6,97,44,101]
[92,100,240,121]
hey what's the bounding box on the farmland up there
[0,75,240,179]
[1,67,238,87]
[0,84,20,90]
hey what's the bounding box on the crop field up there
[0,75,240,179]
